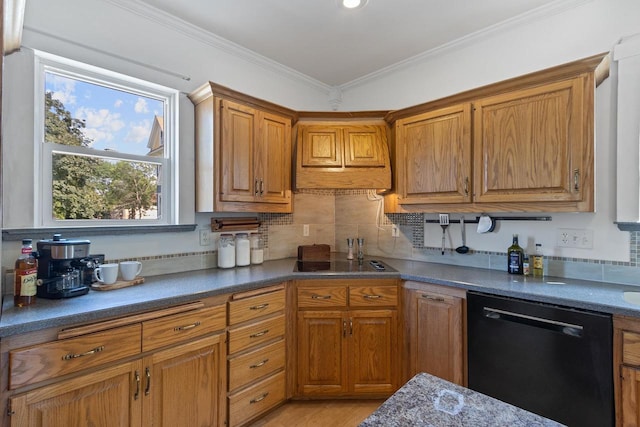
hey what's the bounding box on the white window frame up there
[33,51,179,227]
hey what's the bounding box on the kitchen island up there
[359,373,563,427]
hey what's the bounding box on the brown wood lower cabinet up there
[227,285,287,427]
[403,281,466,385]
[295,279,399,398]
[4,302,227,427]
[614,315,640,426]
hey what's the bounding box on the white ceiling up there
[134,0,575,87]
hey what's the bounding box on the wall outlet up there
[199,229,211,246]
[556,228,593,249]
[391,225,400,237]
[303,224,310,237]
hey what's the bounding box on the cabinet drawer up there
[228,371,285,427]
[229,289,286,325]
[228,315,285,354]
[623,331,640,366]
[142,304,226,352]
[297,285,347,308]
[349,285,398,307]
[229,339,285,392]
[9,324,141,389]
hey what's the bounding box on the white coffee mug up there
[120,261,142,281]
[94,263,119,285]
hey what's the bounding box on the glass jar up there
[235,233,251,267]
[218,234,235,268]
[250,233,264,265]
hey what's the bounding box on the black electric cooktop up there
[294,259,397,273]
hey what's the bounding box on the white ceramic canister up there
[235,233,251,266]
[218,233,235,268]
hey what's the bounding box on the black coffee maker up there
[36,234,100,299]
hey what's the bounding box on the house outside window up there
[34,51,179,227]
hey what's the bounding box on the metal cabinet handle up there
[343,320,347,338]
[134,371,141,400]
[250,358,269,369]
[250,392,269,404]
[464,176,469,195]
[574,169,580,191]
[254,179,259,196]
[62,345,105,360]
[350,318,353,336]
[363,294,381,299]
[421,294,445,302]
[250,329,269,338]
[144,367,151,396]
[311,294,331,300]
[260,179,264,196]
[174,321,201,331]
[250,303,269,310]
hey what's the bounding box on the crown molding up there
[102,0,332,93]
[339,0,596,90]
[102,0,593,95]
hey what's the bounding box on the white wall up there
[2,0,639,266]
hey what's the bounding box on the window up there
[34,52,179,226]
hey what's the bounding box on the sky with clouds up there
[45,72,164,156]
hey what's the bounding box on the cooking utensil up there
[477,214,496,233]
[439,213,449,255]
[456,216,469,254]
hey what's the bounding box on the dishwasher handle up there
[483,307,584,337]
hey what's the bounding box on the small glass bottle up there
[235,233,251,267]
[218,234,236,268]
[250,233,264,265]
[533,243,544,277]
[346,238,354,260]
[523,255,530,276]
[357,238,365,263]
[14,239,38,307]
[507,234,524,275]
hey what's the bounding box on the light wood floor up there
[247,400,385,427]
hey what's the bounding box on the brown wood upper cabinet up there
[189,83,295,213]
[388,53,608,213]
[295,121,392,189]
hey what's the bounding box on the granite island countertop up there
[3,255,640,337]
[359,373,564,427]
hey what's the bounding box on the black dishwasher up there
[467,291,613,427]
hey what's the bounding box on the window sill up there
[2,224,197,241]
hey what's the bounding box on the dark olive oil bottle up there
[507,234,524,274]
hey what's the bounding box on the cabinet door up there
[220,99,257,203]
[473,77,588,204]
[349,310,398,394]
[297,311,348,396]
[299,125,342,167]
[408,290,464,385]
[144,334,225,427]
[10,361,142,427]
[256,111,291,204]
[396,104,472,204]
[343,126,387,167]
[622,366,640,427]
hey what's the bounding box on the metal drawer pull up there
[62,345,105,360]
[145,367,151,396]
[134,371,141,400]
[250,303,269,310]
[250,329,269,338]
[250,358,270,369]
[574,169,580,191]
[421,294,445,302]
[311,294,331,300]
[174,321,201,331]
[250,392,269,404]
[364,294,381,299]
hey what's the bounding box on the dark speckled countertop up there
[2,255,640,337]
[359,373,564,427]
